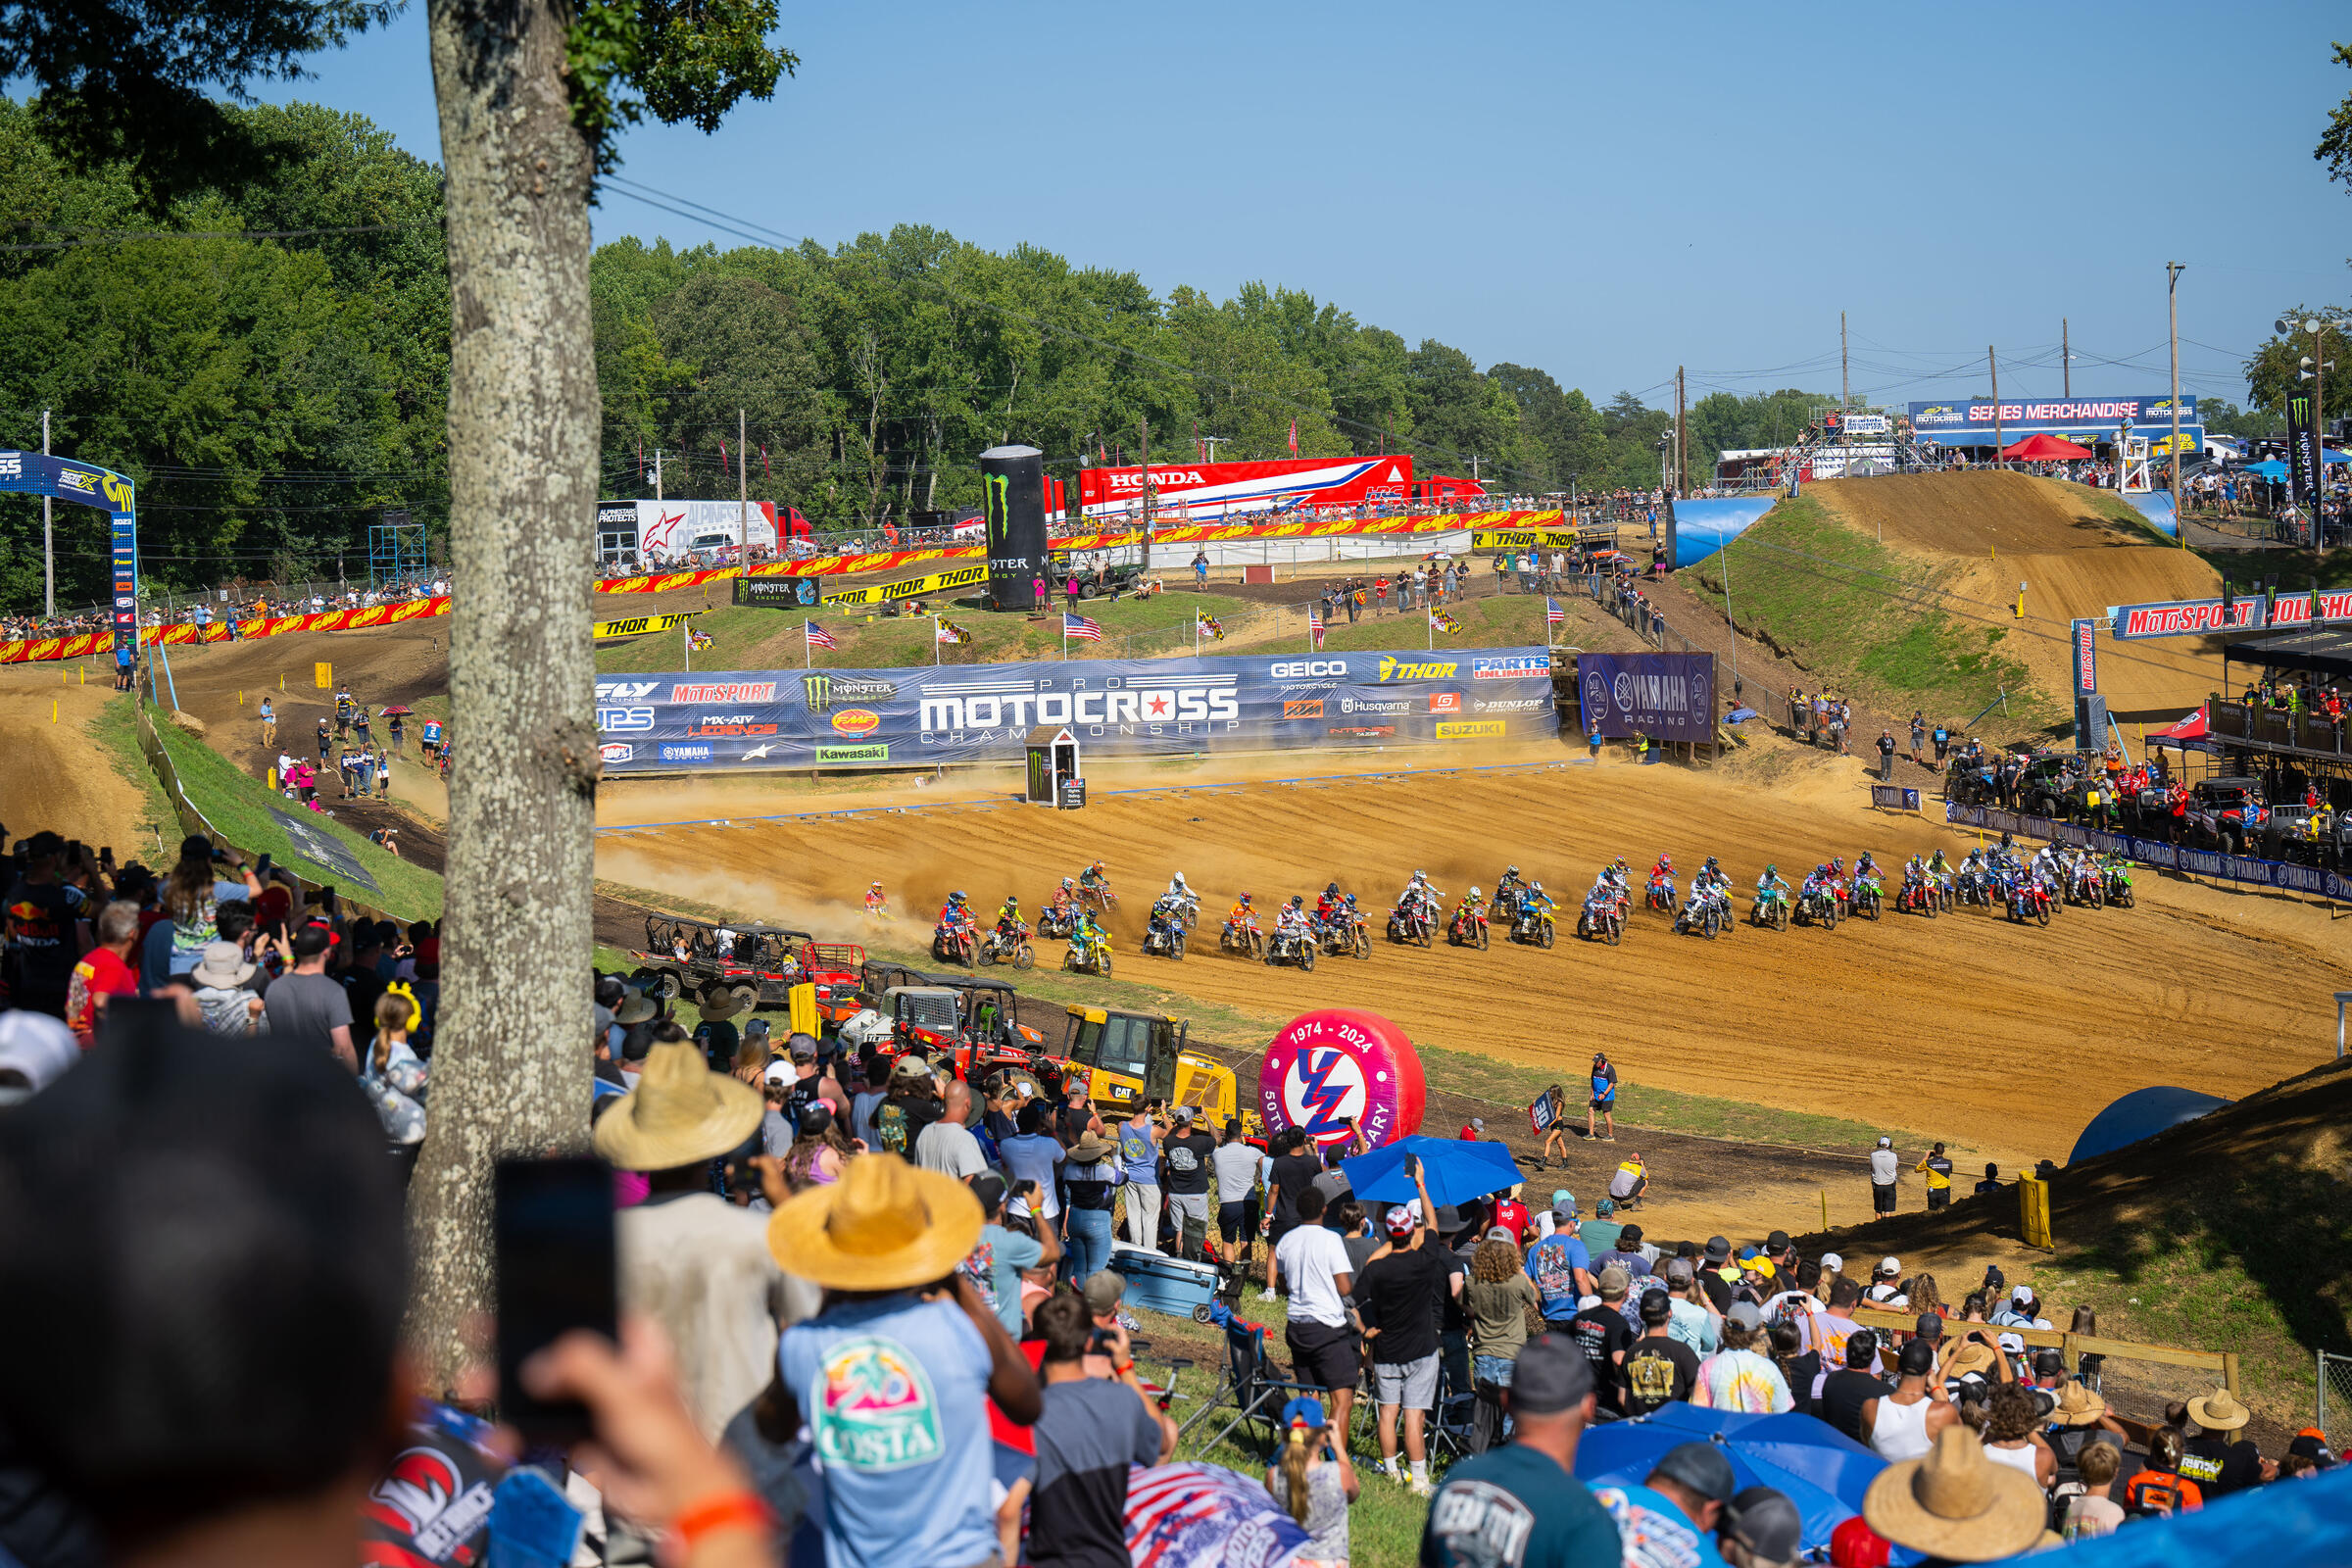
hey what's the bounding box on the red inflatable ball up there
[1256,1008,1425,1150]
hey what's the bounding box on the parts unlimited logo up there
[1471,655,1546,679]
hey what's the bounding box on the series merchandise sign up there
[1944,803,2352,903]
[1574,652,1717,743]
[594,647,1560,772]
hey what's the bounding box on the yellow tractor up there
[1054,1004,1244,1129]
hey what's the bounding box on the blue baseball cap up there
[1279,1396,1327,1431]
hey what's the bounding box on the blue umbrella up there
[1574,1401,1889,1553]
[1341,1135,1523,1209]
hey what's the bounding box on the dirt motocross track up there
[594,740,2346,1170]
[1806,473,2225,724]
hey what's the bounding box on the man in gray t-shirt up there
[1210,1121,1264,1266]
[262,927,356,1069]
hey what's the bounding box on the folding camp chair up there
[1425,1350,1485,1462]
[1182,1319,1319,1458]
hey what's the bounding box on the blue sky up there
[268,0,2350,411]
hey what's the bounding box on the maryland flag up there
[1197,613,1224,641]
[936,617,972,645]
[1429,609,1461,635]
[688,628,714,652]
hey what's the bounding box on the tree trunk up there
[406,0,600,1391]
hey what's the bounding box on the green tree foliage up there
[2243,307,2349,426]
[2317,41,2352,194]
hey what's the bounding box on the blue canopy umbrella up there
[1341,1135,1523,1209]
[1574,1401,1889,1554]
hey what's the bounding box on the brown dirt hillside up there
[0,669,159,849]
[1808,473,2225,725]
[592,746,2349,1168]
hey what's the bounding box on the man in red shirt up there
[66,903,142,1048]
[1459,1117,1483,1140]
[1490,1186,1531,1245]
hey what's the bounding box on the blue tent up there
[1573,1401,1889,1553]
[1981,1455,2352,1566]
[2066,1086,2231,1166]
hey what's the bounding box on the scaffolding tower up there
[368,512,427,587]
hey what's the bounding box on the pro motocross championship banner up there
[1575,653,1716,743]
[1944,803,2352,903]
[593,648,1559,773]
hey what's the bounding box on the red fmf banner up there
[0,596,454,664]
[2112,590,2352,640]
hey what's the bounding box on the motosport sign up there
[594,647,1559,772]
[1575,653,1716,743]
[2111,589,2352,640]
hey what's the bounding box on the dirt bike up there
[1794,886,1839,929]
[1895,878,1937,918]
[1160,894,1201,932]
[2005,877,2052,927]
[1264,924,1318,971]
[1750,887,1790,931]
[1575,896,1624,946]
[1954,867,1994,909]
[1220,914,1267,960]
[1509,904,1556,948]
[1140,909,1188,962]
[2102,862,2135,908]
[1387,900,1434,948]
[976,921,1036,970]
[2066,865,2104,908]
[1674,891,1730,940]
[932,921,976,965]
[1077,881,1119,918]
[1316,911,1372,959]
[1849,876,1884,921]
[1643,877,1679,915]
[1446,906,1490,951]
[1062,929,1114,975]
[1036,903,1078,939]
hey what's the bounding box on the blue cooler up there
[1107,1245,1221,1319]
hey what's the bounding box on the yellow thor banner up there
[1473,529,1581,548]
[822,562,990,609]
[592,612,692,640]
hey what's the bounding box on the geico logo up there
[920,687,1241,730]
[1377,658,1457,681]
[1268,660,1348,678]
[596,680,660,701]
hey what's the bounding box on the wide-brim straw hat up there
[1862,1427,2046,1563]
[591,1040,762,1171]
[2187,1389,2251,1431]
[2049,1380,2108,1427]
[698,989,751,1023]
[767,1152,983,1291]
[615,992,660,1025]
[1066,1131,1118,1164]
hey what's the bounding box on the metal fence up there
[2321,1350,2352,1442]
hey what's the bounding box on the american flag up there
[1308,605,1324,646]
[805,620,838,651]
[1546,595,1565,626]
[1063,611,1103,643]
[1123,1462,1308,1568]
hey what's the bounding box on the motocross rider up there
[863,881,887,915]
[1853,851,1881,889]
[1314,881,1348,927]
[1494,864,1526,917]
[1078,859,1110,900]
[1518,881,1556,925]
[995,894,1023,936]
[1585,865,1620,909]
[1455,885,1488,930]
[1226,892,1258,938]
[1278,894,1312,947]
[1755,863,1790,906]
[1399,869,1442,919]
[1163,871,1199,918]
[939,890,973,933]
[1648,854,1675,894]
[1072,905,1108,957]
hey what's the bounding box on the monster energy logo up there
[801,672,900,713]
[982,471,1010,549]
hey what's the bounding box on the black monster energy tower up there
[979,444,1048,611]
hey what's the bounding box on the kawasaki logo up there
[815,744,889,763]
[1377,658,1457,681]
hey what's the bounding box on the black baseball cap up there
[1509,1334,1594,1414]
[1639,1288,1673,1326]
[1648,1441,1738,1506]
[1704,1235,1732,1263]
[1725,1488,1802,1564]
[1898,1338,1936,1376]
[969,1172,1006,1214]
[1765,1229,1791,1251]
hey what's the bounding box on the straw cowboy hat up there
[767,1152,982,1291]
[591,1040,762,1171]
[2187,1388,2251,1432]
[2049,1381,2109,1427]
[614,991,661,1026]
[698,988,751,1023]
[1863,1427,2046,1563]
[1065,1130,1118,1164]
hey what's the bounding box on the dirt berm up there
[1692,472,2225,735]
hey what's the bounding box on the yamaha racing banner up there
[595,648,1560,773]
[1943,803,2352,903]
[1575,652,1716,743]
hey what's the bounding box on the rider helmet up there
[1530,881,1543,894]
[1507,864,1520,877]
[1469,886,1482,899]
[1999,832,2014,849]
[1288,894,1303,907]
[1004,895,1020,909]
[1831,857,1843,872]
[1326,881,1340,897]
[1060,876,1075,890]
[1765,863,1776,877]
[951,890,967,904]
[869,880,883,890]
[1238,892,1253,905]
[1414,868,1427,880]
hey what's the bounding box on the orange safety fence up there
[0,596,453,665]
[591,509,1568,594]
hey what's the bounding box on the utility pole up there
[1138,416,1152,573]
[2062,318,2071,398]
[737,408,748,545]
[1200,435,1229,463]
[1675,367,1687,495]
[1987,348,2001,468]
[654,449,663,503]
[1840,312,1849,410]
[2166,265,2184,529]
[41,409,52,620]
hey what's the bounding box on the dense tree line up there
[0,93,1857,610]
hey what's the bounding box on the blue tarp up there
[2066,1086,2231,1166]
[1669,497,1775,567]
[1982,1455,2352,1567]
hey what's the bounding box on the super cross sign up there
[0,453,139,659]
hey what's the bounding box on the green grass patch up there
[1684,494,2051,731]
[148,706,444,919]
[88,695,179,855]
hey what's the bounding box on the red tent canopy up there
[2000,431,2093,462]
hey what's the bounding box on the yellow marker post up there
[51,700,58,722]
[314,662,332,689]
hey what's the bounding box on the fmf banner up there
[2111,589,2352,640]
[1945,803,2352,904]
[592,647,1559,772]
[1575,652,1716,743]
[820,561,988,609]
[0,596,452,665]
